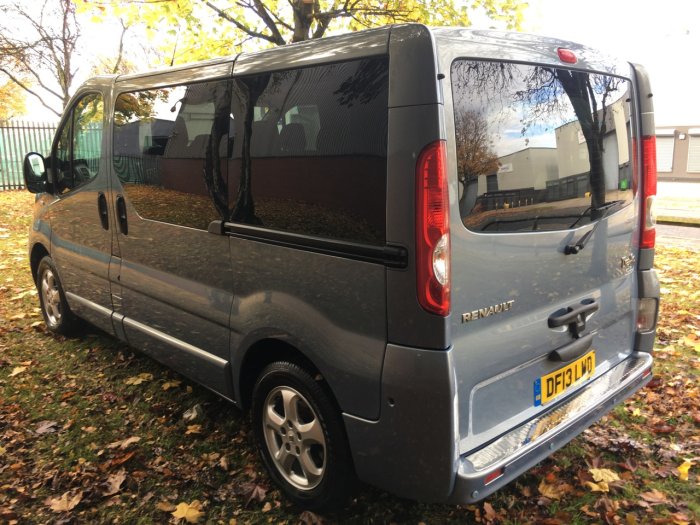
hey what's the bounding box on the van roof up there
[107,24,627,86]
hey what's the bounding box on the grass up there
[1,190,698,524]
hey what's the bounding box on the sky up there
[18,0,700,126]
[524,0,700,126]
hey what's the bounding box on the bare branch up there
[0,67,61,116]
[202,0,285,45]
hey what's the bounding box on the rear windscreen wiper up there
[564,200,625,255]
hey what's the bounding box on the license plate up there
[534,351,595,406]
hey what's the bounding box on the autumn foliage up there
[0,190,698,523]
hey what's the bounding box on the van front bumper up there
[448,351,653,503]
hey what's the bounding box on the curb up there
[656,215,700,227]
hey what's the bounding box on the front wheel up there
[36,256,79,335]
[251,361,354,510]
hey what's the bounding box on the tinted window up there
[53,93,103,195]
[227,57,389,245]
[113,80,231,230]
[451,60,634,233]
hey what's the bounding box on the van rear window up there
[450,60,634,233]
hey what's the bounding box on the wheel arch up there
[30,243,50,284]
[236,337,335,413]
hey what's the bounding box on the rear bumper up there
[448,351,653,503]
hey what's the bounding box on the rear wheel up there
[37,256,79,335]
[251,361,354,510]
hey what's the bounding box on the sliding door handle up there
[97,192,109,230]
[115,194,128,235]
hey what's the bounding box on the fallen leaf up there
[261,501,272,513]
[106,436,141,450]
[242,483,267,506]
[538,479,566,500]
[677,459,693,481]
[172,500,203,523]
[9,366,26,377]
[35,420,58,434]
[82,426,97,433]
[124,373,153,385]
[586,481,609,492]
[156,501,176,512]
[186,424,202,435]
[299,510,324,525]
[589,468,620,483]
[670,511,690,525]
[483,501,497,520]
[639,489,668,505]
[102,469,126,497]
[162,380,182,391]
[44,490,83,512]
[103,450,137,469]
[182,404,204,422]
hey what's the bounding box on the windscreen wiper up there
[564,200,625,255]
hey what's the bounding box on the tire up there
[251,361,355,510]
[36,256,79,335]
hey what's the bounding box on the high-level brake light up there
[557,48,577,64]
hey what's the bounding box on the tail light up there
[640,136,657,249]
[416,140,450,316]
[636,297,658,332]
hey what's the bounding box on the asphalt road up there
[657,223,700,249]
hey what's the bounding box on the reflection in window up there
[54,93,104,195]
[227,57,389,245]
[451,60,634,233]
[113,81,231,230]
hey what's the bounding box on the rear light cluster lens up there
[416,140,451,316]
[637,297,658,332]
[640,136,657,249]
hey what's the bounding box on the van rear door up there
[446,55,642,454]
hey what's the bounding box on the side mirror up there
[23,152,47,194]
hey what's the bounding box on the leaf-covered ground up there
[1,190,698,524]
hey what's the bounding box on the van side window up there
[113,80,231,230]
[53,93,104,195]
[228,57,389,245]
[451,60,634,233]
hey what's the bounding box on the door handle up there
[97,192,109,230]
[548,298,598,338]
[115,194,128,235]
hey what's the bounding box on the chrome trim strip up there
[463,352,652,472]
[66,291,113,318]
[122,316,228,368]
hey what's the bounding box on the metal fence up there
[0,120,57,190]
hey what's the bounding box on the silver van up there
[23,24,659,509]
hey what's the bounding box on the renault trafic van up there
[23,24,659,509]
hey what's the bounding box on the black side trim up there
[210,221,408,268]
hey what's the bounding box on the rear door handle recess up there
[115,194,128,235]
[97,192,109,230]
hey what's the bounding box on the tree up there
[84,0,526,64]
[0,0,80,116]
[454,109,500,214]
[0,79,25,120]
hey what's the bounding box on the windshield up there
[451,59,635,233]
